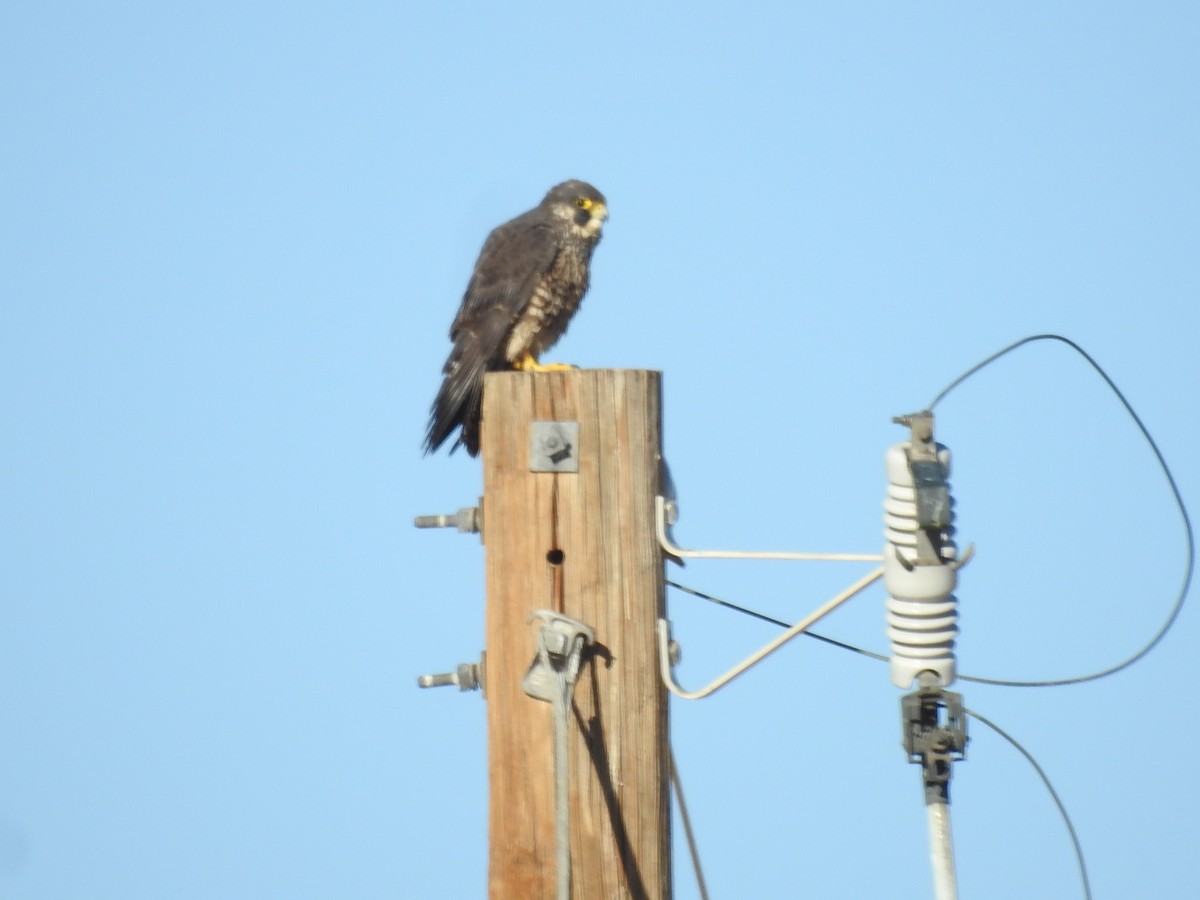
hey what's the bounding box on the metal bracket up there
[901,681,967,803]
[655,496,883,563]
[530,421,580,473]
[658,566,885,699]
[893,411,954,565]
[522,610,594,702]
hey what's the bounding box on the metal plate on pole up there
[530,421,580,473]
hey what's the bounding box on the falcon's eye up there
[575,197,591,209]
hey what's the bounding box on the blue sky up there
[3,2,1198,897]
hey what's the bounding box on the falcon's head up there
[544,180,608,238]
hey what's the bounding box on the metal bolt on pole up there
[417,660,483,692]
[413,505,482,534]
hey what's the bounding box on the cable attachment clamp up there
[521,611,594,703]
[521,610,594,900]
[901,680,968,805]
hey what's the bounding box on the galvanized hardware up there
[892,411,951,563]
[902,677,965,899]
[529,421,580,473]
[521,610,594,900]
[901,678,967,804]
[655,496,883,563]
[521,611,594,702]
[658,457,686,567]
[416,657,484,694]
[658,566,885,700]
[893,410,952,538]
[413,504,482,534]
[667,639,681,668]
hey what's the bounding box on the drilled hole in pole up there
[546,549,565,566]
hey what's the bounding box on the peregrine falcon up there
[423,180,608,456]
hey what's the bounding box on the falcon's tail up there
[423,355,486,457]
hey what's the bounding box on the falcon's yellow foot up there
[514,353,577,373]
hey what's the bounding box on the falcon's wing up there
[451,212,560,341]
[424,211,560,455]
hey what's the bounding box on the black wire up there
[665,580,888,662]
[661,334,1184,899]
[928,333,1194,686]
[664,579,1092,898]
[666,580,791,629]
[965,706,1092,900]
[666,579,1072,685]
[670,337,1191,686]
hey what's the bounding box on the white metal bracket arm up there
[655,496,883,562]
[658,566,884,700]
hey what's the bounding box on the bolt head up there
[543,630,569,657]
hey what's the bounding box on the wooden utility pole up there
[480,369,671,900]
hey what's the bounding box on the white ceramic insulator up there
[884,442,959,689]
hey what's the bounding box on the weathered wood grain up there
[482,370,669,900]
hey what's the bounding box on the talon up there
[515,353,576,373]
